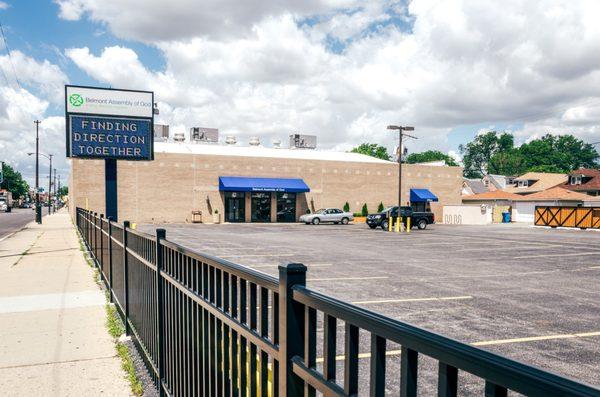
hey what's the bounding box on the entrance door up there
[251,192,271,222]
[276,193,296,222]
[225,192,245,222]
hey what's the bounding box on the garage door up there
[515,202,535,223]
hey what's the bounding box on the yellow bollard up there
[388,215,393,232]
[407,216,411,233]
[395,216,400,232]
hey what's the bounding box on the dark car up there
[366,206,434,230]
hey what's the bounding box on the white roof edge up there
[153,142,393,164]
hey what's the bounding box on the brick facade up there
[69,151,463,224]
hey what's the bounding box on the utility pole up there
[53,168,56,212]
[47,155,53,215]
[386,125,417,209]
[34,120,41,223]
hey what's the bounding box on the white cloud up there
[0,50,68,103]
[0,51,69,188]
[59,0,600,156]
[0,2,9,10]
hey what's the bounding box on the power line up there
[0,21,22,90]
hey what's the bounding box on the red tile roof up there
[561,168,600,191]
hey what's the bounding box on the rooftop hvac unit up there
[154,124,169,141]
[289,134,317,149]
[248,136,260,146]
[190,127,219,143]
[225,135,237,145]
[173,132,185,142]
[272,138,281,148]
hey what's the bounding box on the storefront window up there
[251,192,271,222]
[276,192,296,222]
[224,192,245,222]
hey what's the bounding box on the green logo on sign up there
[69,93,84,107]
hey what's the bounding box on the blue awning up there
[219,176,310,193]
[410,188,438,203]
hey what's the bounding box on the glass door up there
[251,192,271,222]
[225,192,245,222]
[276,192,296,222]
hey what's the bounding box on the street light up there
[27,151,53,216]
[387,125,417,211]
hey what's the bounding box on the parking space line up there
[315,331,600,363]
[513,252,600,259]
[307,276,388,282]
[472,331,600,346]
[351,295,472,305]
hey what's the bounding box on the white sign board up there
[66,86,153,118]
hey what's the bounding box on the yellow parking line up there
[315,331,600,363]
[351,295,472,305]
[472,331,600,346]
[589,266,600,269]
[308,276,388,282]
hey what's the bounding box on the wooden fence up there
[535,206,600,229]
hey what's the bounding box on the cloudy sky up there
[1,0,600,186]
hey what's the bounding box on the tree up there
[350,143,390,161]
[459,131,514,178]
[406,150,458,166]
[361,203,369,216]
[57,186,69,197]
[377,202,385,212]
[343,201,350,212]
[0,163,29,199]
[486,134,599,175]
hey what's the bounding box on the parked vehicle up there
[0,190,13,212]
[300,208,354,225]
[366,206,434,230]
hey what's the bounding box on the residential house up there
[560,168,600,196]
[482,174,514,191]
[462,179,488,196]
[461,190,523,222]
[503,172,567,195]
[512,186,600,223]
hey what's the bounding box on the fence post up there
[99,214,104,277]
[155,228,166,397]
[278,263,307,397]
[123,220,130,336]
[107,216,113,303]
[93,212,98,263]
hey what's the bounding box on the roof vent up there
[249,136,260,146]
[289,134,317,149]
[272,139,281,148]
[173,132,185,142]
[225,135,237,145]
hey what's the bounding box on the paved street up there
[0,208,35,240]
[140,221,600,392]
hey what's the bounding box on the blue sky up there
[1,0,599,185]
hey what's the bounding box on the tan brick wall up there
[70,152,463,224]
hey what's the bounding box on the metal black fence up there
[76,207,599,397]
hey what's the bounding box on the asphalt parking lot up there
[140,221,600,393]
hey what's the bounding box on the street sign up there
[65,85,154,160]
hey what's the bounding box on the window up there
[517,180,529,188]
[571,176,582,185]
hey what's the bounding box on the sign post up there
[65,85,154,221]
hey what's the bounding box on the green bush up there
[377,202,384,212]
[353,212,363,218]
[361,203,369,216]
[343,201,350,212]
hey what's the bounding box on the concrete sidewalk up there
[0,210,130,396]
